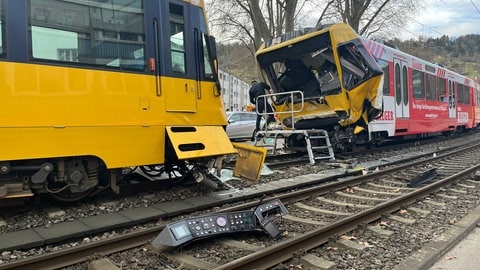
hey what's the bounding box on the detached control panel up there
[187,211,256,237]
[152,199,288,247]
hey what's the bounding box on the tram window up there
[377,59,390,95]
[437,77,446,102]
[412,70,425,99]
[395,64,401,104]
[457,83,462,104]
[202,34,213,79]
[465,86,471,104]
[458,84,471,105]
[29,0,146,71]
[402,65,408,105]
[0,0,4,57]
[170,3,186,74]
[425,73,436,100]
[338,43,368,90]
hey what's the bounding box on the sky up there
[205,0,480,41]
[400,0,480,40]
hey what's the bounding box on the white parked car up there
[225,111,265,141]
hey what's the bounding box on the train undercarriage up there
[0,156,225,202]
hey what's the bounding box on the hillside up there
[217,43,258,82]
[389,34,480,79]
[218,34,480,81]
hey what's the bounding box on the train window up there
[0,0,4,57]
[377,59,390,95]
[458,84,464,104]
[460,84,465,104]
[169,3,186,74]
[202,34,213,79]
[458,84,471,105]
[465,86,471,104]
[457,83,462,103]
[402,65,408,105]
[412,70,425,99]
[29,0,146,71]
[437,78,446,102]
[425,73,436,100]
[449,80,454,97]
[395,64,401,104]
[337,41,382,90]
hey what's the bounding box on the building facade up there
[219,70,250,111]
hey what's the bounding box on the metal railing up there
[255,90,304,131]
[254,90,334,164]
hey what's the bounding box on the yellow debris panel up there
[166,126,236,160]
[232,142,267,182]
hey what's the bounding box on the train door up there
[394,59,409,118]
[163,0,197,112]
[192,9,216,102]
[448,78,456,119]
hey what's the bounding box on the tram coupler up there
[193,170,218,190]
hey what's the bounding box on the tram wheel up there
[140,165,166,177]
[49,187,95,202]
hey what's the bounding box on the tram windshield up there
[257,32,382,100]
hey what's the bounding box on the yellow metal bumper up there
[232,142,267,182]
[166,126,236,160]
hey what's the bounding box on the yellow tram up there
[255,23,384,149]
[0,0,235,200]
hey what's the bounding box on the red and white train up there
[254,23,479,150]
[365,39,480,145]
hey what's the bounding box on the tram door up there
[164,0,198,112]
[394,59,410,118]
[448,78,456,119]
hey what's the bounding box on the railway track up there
[217,147,480,269]
[2,137,480,269]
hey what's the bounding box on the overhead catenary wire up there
[470,0,480,14]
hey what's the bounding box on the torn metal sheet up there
[232,142,267,182]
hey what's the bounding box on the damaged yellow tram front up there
[256,23,384,150]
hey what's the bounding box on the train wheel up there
[371,132,385,147]
[48,160,110,202]
[140,165,166,177]
[138,162,191,183]
[49,186,95,202]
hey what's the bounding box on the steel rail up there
[0,227,162,270]
[214,158,480,270]
[221,142,480,211]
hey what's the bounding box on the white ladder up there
[255,129,334,165]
